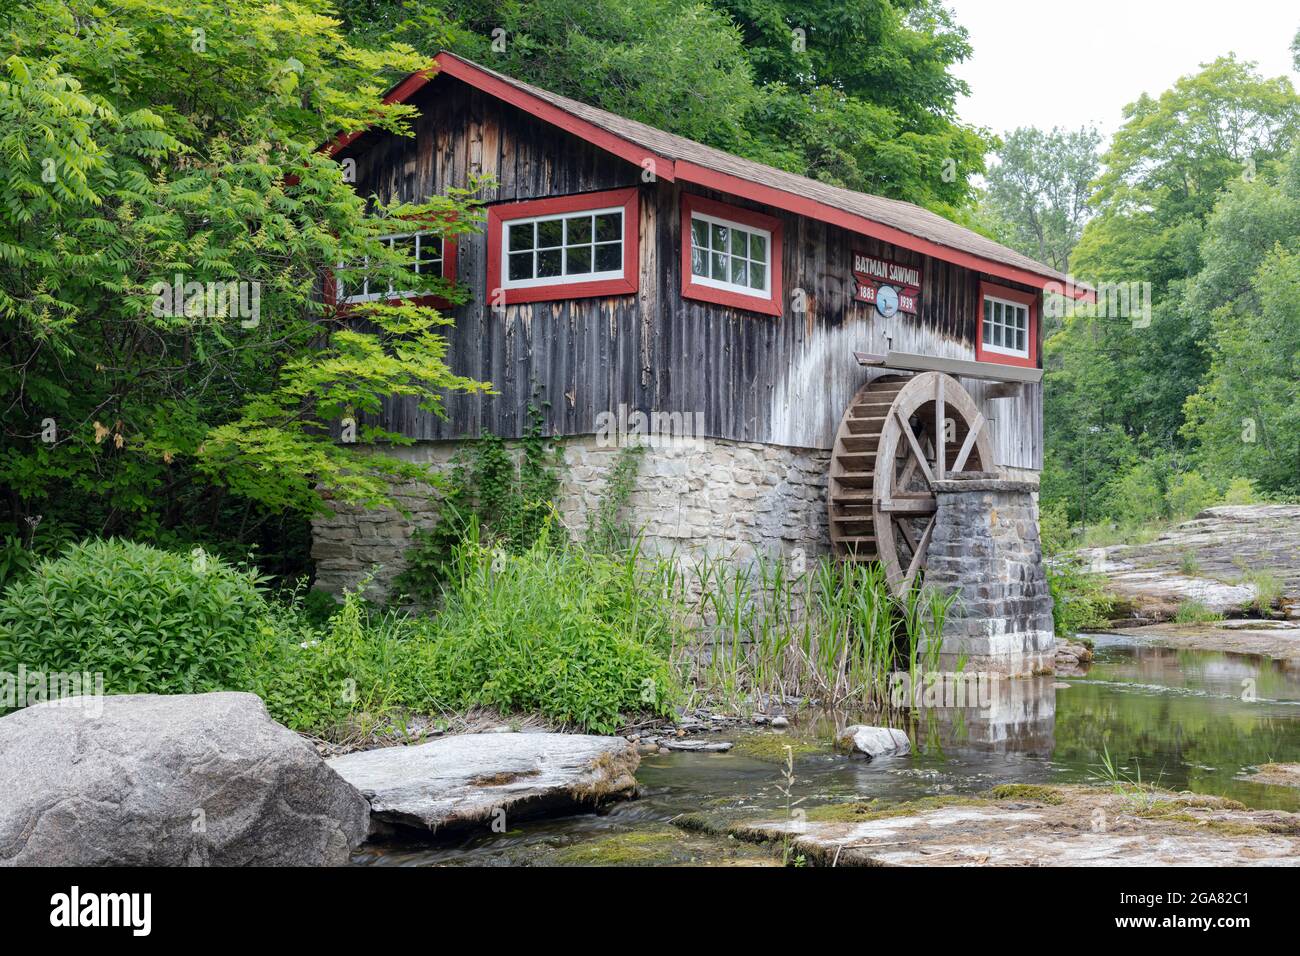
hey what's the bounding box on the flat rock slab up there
[328,733,639,836]
[1075,505,1300,621]
[0,693,369,866]
[681,786,1300,867]
[1244,764,1300,789]
[1126,621,1300,666]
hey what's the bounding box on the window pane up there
[691,217,709,250]
[508,252,533,282]
[595,213,622,242]
[1015,306,1027,332]
[750,233,766,261]
[508,223,534,252]
[566,215,592,244]
[595,242,621,272]
[730,256,747,287]
[566,245,592,275]
[711,223,728,252]
[711,250,727,281]
[749,262,766,290]
[730,228,748,261]
[691,245,708,277]
[537,218,563,248]
[983,298,992,323]
[537,248,562,277]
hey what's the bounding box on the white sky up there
[945,0,1300,142]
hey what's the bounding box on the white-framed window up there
[982,294,1030,357]
[338,231,444,303]
[688,210,771,298]
[502,206,625,289]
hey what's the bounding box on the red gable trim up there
[435,56,675,181]
[675,161,1091,299]
[325,52,1092,299]
[327,54,675,181]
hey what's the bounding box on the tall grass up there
[642,550,955,712]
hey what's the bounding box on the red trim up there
[676,161,1088,299]
[975,281,1039,369]
[326,54,674,182]
[680,194,783,317]
[321,52,1091,296]
[324,236,458,311]
[486,187,640,306]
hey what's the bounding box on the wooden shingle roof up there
[331,52,1087,295]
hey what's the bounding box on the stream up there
[354,633,1300,865]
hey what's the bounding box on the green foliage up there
[979,126,1101,274]
[394,405,565,603]
[1102,461,1167,526]
[1173,600,1223,624]
[1222,477,1260,505]
[0,0,488,567]
[1042,59,1300,524]
[0,539,269,699]
[336,0,990,213]
[421,532,678,733]
[1037,501,1072,556]
[1165,471,1219,519]
[585,443,646,554]
[1046,557,1115,637]
[257,532,679,735]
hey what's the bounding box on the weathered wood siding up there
[339,74,1043,470]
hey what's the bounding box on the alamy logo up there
[151,274,261,328]
[50,886,151,937]
[595,404,706,450]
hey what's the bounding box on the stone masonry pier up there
[924,473,1055,676]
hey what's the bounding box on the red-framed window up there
[325,228,458,309]
[680,193,783,317]
[486,187,640,306]
[976,281,1038,368]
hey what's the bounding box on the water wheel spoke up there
[902,516,937,591]
[893,409,935,486]
[951,412,986,473]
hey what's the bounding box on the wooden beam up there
[853,350,1043,385]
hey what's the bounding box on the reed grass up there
[640,548,955,712]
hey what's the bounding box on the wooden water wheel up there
[828,371,995,597]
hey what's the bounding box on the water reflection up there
[354,634,1300,865]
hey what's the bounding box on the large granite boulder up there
[329,732,639,835]
[0,693,369,866]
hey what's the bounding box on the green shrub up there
[1046,556,1115,636]
[1103,461,1165,525]
[1222,477,1259,505]
[1038,501,1073,556]
[0,539,270,697]
[421,531,678,733]
[394,406,565,604]
[248,531,678,735]
[1165,471,1219,519]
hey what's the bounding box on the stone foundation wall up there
[924,473,1055,676]
[311,435,832,601]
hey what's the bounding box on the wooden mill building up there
[311,52,1089,601]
